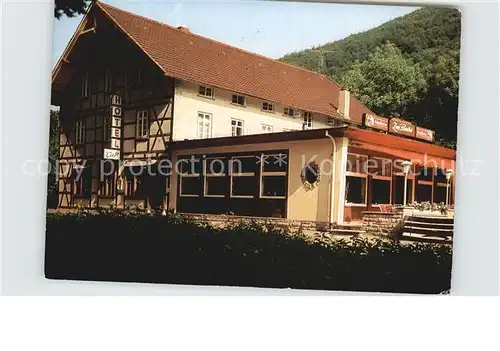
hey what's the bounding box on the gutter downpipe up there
[325,130,336,226]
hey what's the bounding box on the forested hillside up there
[280,7,461,148]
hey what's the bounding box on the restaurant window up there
[100,161,115,197]
[179,157,201,197]
[345,154,367,205]
[75,120,86,145]
[124,166,144,198]
[230,156,257,198]
[369,157,392,205]
[231,119,244,136]
[415,165,433,202]
[136,110,149,139]
[262,102,274,112]
[260,153,287,198]
[74,165,92,197]
[434,168,448,204]
[231,94,246,106]
[198,85,214,98]
[197,112,211,139]
[204,158,226,197]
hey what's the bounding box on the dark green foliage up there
[55,0,93,19]
[280,7,461,148]
[45,211,452,294]
[47,110,60,209]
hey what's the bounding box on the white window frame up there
[231,94,246,107]
[75,120,86,144]
[197,112,212,139]
[262,101,275,112]
[81,72,89,98]
[303,112,313,129]
[284,107,300,117]
[231,118,244,136]
[327,116,336,125]
[136,110,149,139]
[198,85,214,99]
[261,124,274,133]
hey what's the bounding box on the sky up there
[52,0,419,68]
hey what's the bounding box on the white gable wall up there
[172,80,340,141]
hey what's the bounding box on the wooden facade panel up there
[60,146,74,158]
[95,143,103,157]
[76,147,85,157]
[123,124,135,139]
[151,137,165,151]
[95,128,103,142]
[123,109,136,123]
[86,130,95,143]
[86,115,95,128]
[86,143,95,156]
[123,139,135,153]
[136,141,147,152]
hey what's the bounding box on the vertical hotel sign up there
[104,95,122,160]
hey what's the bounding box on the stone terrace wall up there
[361,211,404,237]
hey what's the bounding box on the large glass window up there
[372,179,391,205]
[416,183,432,202]
[230,156,257,198]
[345,176,366,204]
[260,153,287,199]
[345,154,368,205]
[204,158,226,197]
[393,177,413,205]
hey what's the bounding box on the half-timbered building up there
[51,2,456,224]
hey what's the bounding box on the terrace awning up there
[350,141,455,171]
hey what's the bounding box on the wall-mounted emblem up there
[301,161,321,191]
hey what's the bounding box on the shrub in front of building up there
[45,210,452,294]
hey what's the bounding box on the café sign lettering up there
[363,113,389,132]
[415,126,435,142]
[389,118,415,137]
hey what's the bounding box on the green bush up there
[44,211,452,294]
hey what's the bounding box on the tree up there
[339,41,426,119]
[55,0,93,19]
[47,110,60,208]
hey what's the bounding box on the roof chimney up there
[177,26,191,33]
[338,89,351,119]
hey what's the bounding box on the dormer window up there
[284,107,299,117]
[262,102,274,112]
[231,94,246,106]
[198,85,214,98]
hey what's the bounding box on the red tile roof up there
[91,1,375,121]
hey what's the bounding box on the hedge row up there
[45,211,452,294]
